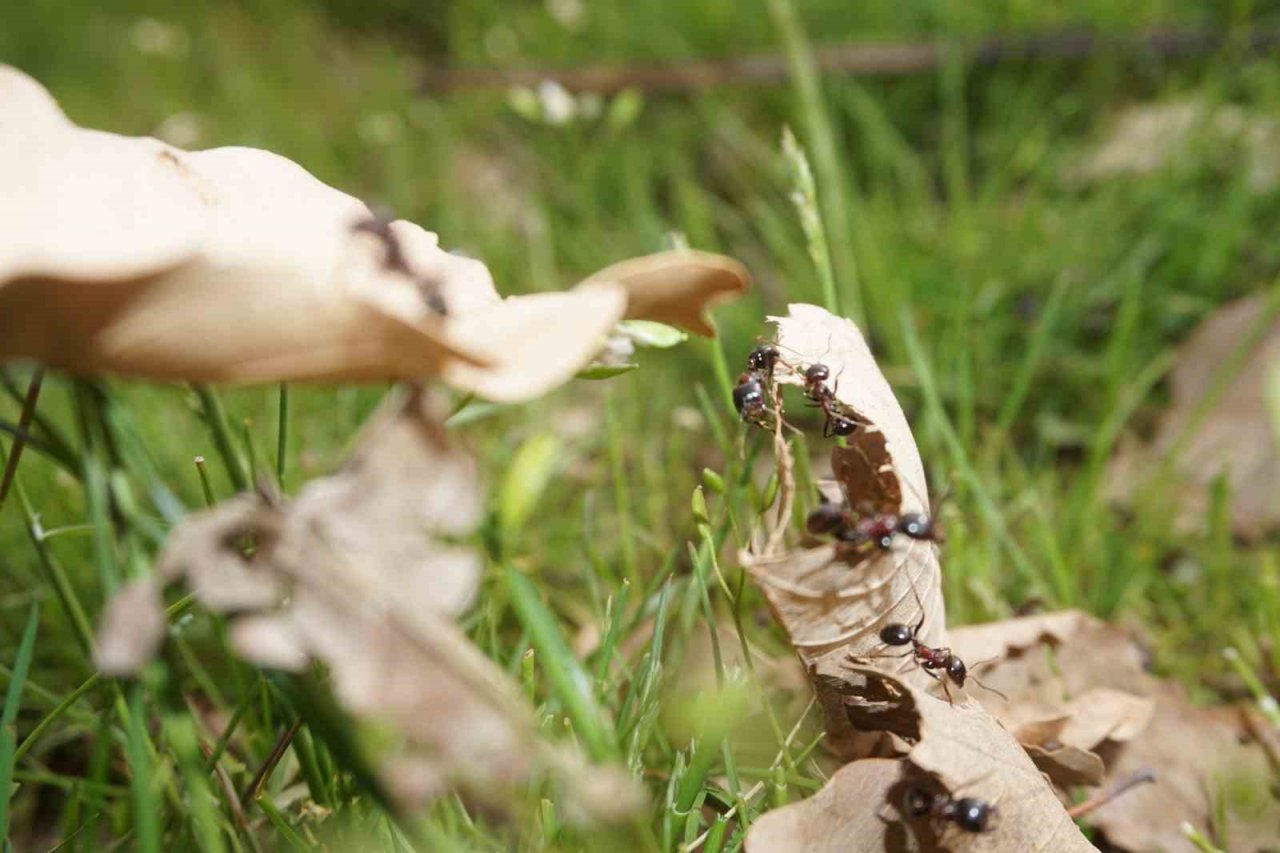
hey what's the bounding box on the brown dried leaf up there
[748,668,1096,852]
[950,612,1278,851]
[95,388,640,819]
[1107,291,1280,539]
[0,66,747,399]
[584,250,750,336]
[742,304,945,756]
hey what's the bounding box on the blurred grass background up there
[3,0,1280,849]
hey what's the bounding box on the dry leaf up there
[0,65,748,399]
[1107,291,1280,539]
[744,758,907,853]
[747,667,1096,852]
[583,250,749,336]
[742,304,946,757]
[741,305,1096,850]
[950,612,1279,851]
[0,66,205,283]
[1075,99,1280,192]
[93,577,166,676]
[95,388,641,818]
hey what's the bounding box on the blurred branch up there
[421,26,1280,94]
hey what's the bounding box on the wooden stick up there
[421,27,1280,95]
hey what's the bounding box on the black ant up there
[746,343,781,374]
[875,589,1007,705]
[806,497,943,551]
[733,371,768,424]
[800,363,858,438]
[351,214,448,316]
[902,785,996,834]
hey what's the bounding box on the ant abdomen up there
[879,623,914,646]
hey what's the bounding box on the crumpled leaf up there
[94,387,640,818]
[0,65,747,401]
[742,304,1094,850]
[747,666,1096,852]
[742,304,946,756]
[1106,291,1280,539]
[950,612,1278,851]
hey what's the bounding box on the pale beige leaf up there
[93,577,166,676]
[744,758,908,853]
[440,283,628,402]
[96,388,641,820]
[1,66,746,398]
[584,250,750,336]
[0,65,205,283]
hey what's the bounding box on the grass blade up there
[503,564,618,762]
[0,604,40,844]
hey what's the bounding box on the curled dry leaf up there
[741,304,946,756]
[742,305,1094,850]
[1107,292,1280,539]
[94,388,641,818]
[949,612,1278,851]
[582,250,750,336]
[0,65,748,400]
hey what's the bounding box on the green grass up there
[3,0,1280,849]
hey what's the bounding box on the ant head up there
[897,512,934,540]
[829,415,858,437]
[879,623,914,646]
[946,656,968,685]
[747,344,779,372]
[952,797,994,833]
[806,504,845,535]
[901,786,933,820]
[804,363,830,384]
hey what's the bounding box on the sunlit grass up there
[2,0,1280,849]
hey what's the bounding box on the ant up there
[351,214,448,316]
[733,371,768,424]
[800,363,858,438]
[805,496,943,551]
[734,343,790,427]
[874,587,1007,705]
[901,785,996,834]
[747,343,781,374]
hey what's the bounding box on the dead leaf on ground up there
[747,667,1096,852]
[745,758,908,853]
[1107,291,1280,539]
[0,65,748,399]
[94,387,642,819]
[1073,99,1280,192]
[950,612,1279,851]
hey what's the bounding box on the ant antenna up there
[965,657,1010,702]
